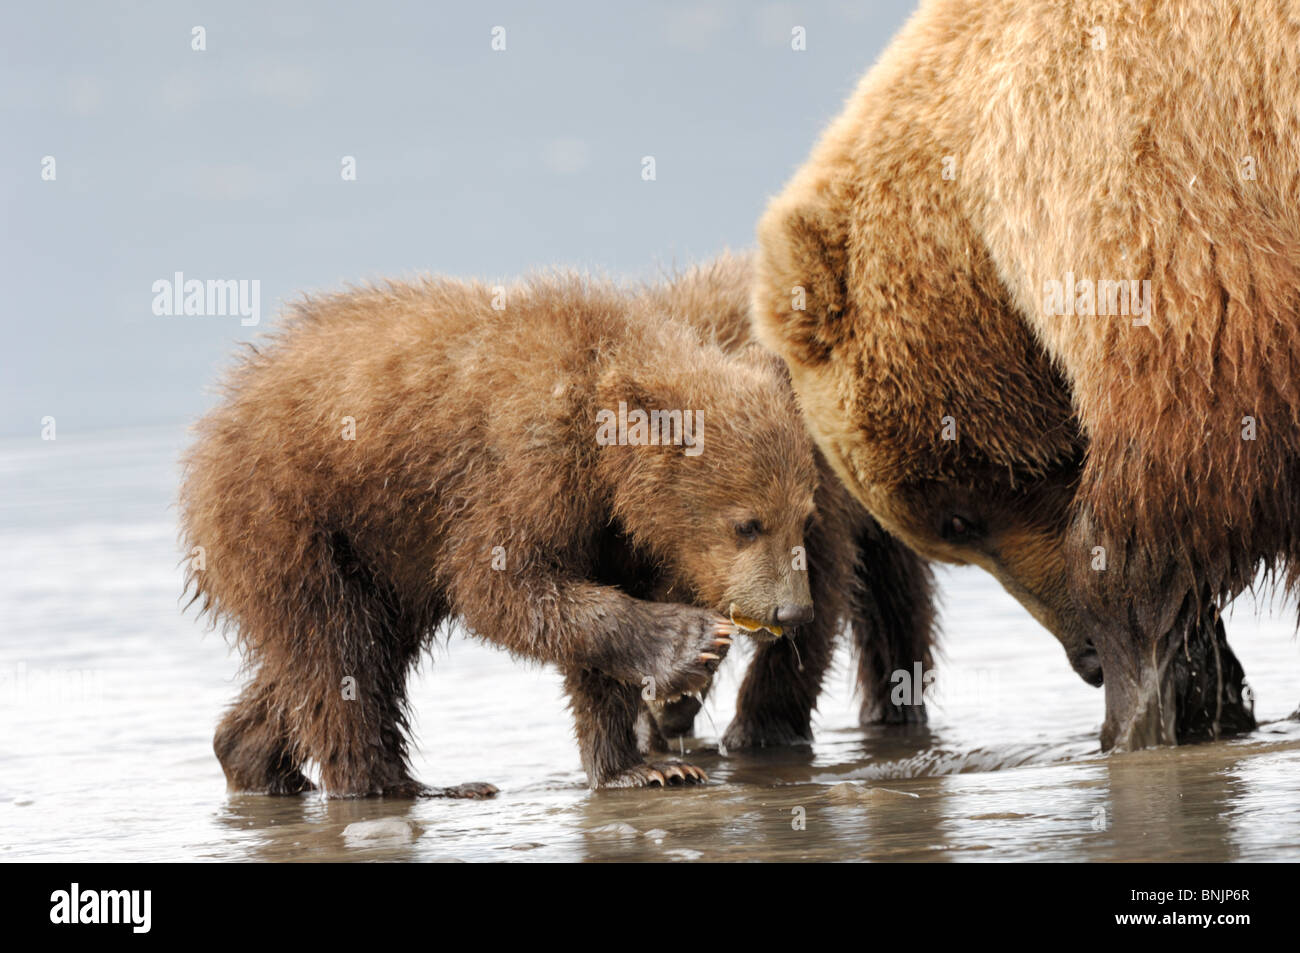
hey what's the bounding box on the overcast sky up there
[2,0,916,435]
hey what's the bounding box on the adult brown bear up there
[181,262,935,796]
[753,0,1291,749]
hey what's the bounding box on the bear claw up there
[603,761,708,788]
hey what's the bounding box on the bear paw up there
[858,698,928,727]
[265,771,317,795]
[431,781,499,799]
[653,608,733,699]
[721,718,812,750]
[602,761,709,788]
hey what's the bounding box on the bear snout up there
[775,603,814,627]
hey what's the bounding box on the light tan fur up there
[754,0,1297,748]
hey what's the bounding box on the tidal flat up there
[3,427,1298,862]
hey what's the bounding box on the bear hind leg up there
[304,620,496,798]
[214,675,315,795]
[565,667,708,788]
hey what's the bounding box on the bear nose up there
[775,604,814,626]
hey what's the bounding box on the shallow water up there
[2,426,1299,862]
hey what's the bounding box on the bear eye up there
[734,519,763,542]
[943,514,977,541]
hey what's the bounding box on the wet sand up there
[3,427,1299,862]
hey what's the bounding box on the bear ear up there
[596,366,684,416]
[594,367,706,459]
[753,182,852,367]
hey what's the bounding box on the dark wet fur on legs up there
[1171,604,1255,744]
[1096,590,1256,751]
[854,518,936,726]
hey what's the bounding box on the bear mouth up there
[728,603,784,641]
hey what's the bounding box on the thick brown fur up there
[753,0,1294,749]
[183,267,857,795]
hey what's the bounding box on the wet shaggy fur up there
[753,0,1296,749]
[181,263,932,796]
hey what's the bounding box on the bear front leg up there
[1095,594,1255,751]
[565,667,709,788]
[451,567,729,783]
[1170,605,1255,743]
[452,569,733,698]
[721,623,833,750]
[854,525,936,726]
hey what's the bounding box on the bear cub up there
[183,270,834,795]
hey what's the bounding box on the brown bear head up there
[595,339,818,637]
[752,186,1103,682]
